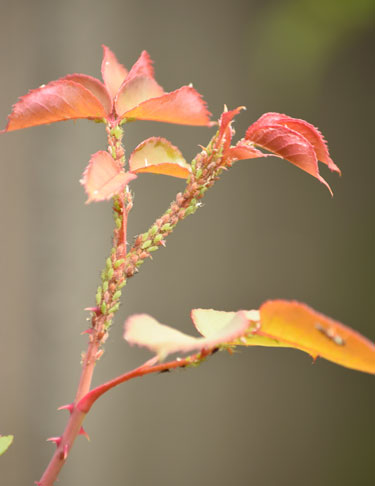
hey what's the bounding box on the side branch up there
[77,349,215,414]
[124,138,225,278]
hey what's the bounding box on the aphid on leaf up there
[315,322,346,346]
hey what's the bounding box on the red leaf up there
[217,106,244,152]
[81,151,136,203]
[119,86,212,126]
[246,123,333,194]
[252,113,340,174]
[124,311,249,360]
[101,45,128,101]
[62,74,112,115]
[129,137,190,179]
[226,141,266,163]
[4,80,107,132]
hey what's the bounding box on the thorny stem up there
[38,124,130,485]
[78,348,216,414]
[38,128,227,485]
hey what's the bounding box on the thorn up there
[84,306,100,315]
[58,403,74,414]
[79,426,90,441]
[63,444,69,461]
[47,436,61,447]
[81,328,93,335]
[160,240,166,247]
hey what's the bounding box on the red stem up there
[37,351,207,485]
[77,354,201,413]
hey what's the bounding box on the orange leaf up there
[3,80,107,132]
[101,45,128,101]
[192,303,375,374]
[120,86,212,126]
[62,74,112,116]
[259,300,375,374]
[129,137,190,178]
[81,151,136,203]
[115,75,165,117]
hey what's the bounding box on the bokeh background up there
[0,0,373,485]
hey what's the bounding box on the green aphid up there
[102,281,109,292]
[101,302,107,315]
[114,258,125,269]
[107,268,114,279]
[104,319,113,330]
[141,240,152,250]
[199,186,208,196]
[108,303,120,314]
[135,259,144,267]
[195,168,202,179]
[153,234,163,243]
[115,218,122,229]
[184,206,195,217]
[161,223,172,232]
[95,287,102,306]
[106,257,112,270]
[150,225,158,236]
[113,290,122,301]
[148,246,159,252]
[110,125,123,140]
[118,280,127,289]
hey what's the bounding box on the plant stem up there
[38,127,130,486]
[78,350,213,414]
[38,129,225,485]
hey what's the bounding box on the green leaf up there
[0,435,14,456]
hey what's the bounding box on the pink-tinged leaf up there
[192,308,293,349]
[81,151,136,203]
[246,123,332,194]
[252,113,340,174]
[115,75,165,117]
[125,50,156,82]
[192,308,259,337]
[62,74,112,115]
[4,80,108,132]
[259,301,375,374]
[120,86,212,126]
[226,141,266,163]
[129,137,190,178]
[101,45,128,100]
[124,311,249,360]
[217,106,245,152]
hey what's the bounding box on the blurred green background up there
[0,0,373,485]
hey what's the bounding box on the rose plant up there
[1,46,374,485]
